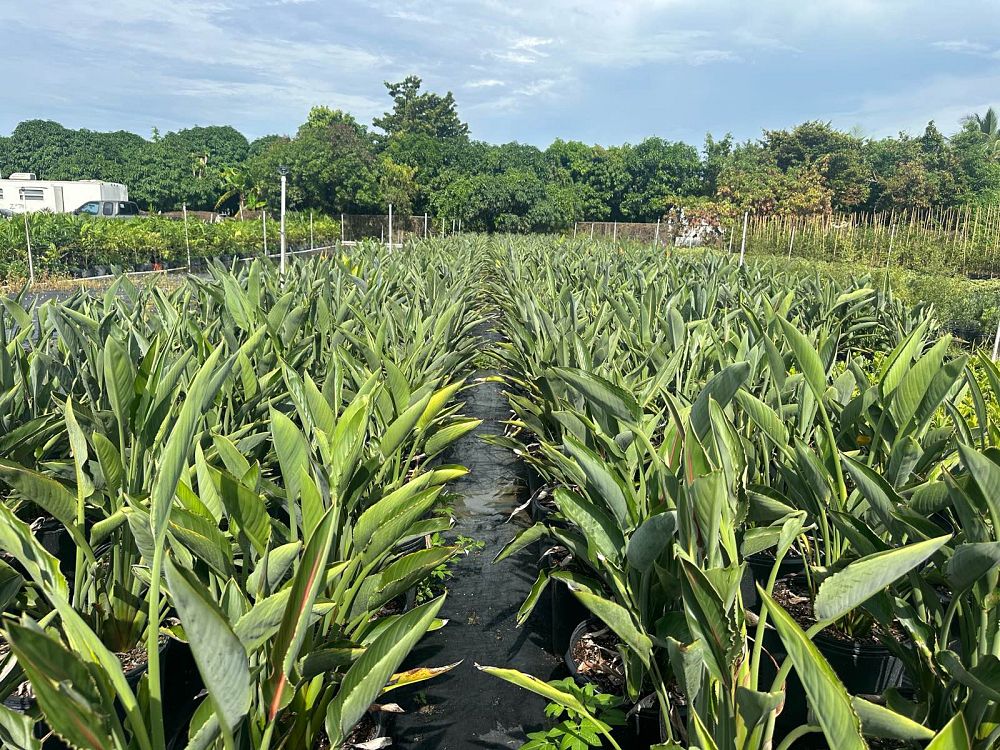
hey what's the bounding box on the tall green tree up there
[373,76,469,141]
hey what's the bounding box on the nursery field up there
[0,235,997,750]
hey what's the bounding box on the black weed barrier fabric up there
[392,331,563,749]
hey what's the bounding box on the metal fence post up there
[262,210,268,256]
[388,203,393,249]
[424,213,428,238]
[654,218,660,246]
[310,210,314,250]
[278,171,287,274]
[182,203,191,269]
[738,211,749,266]
[613,221,618,244]
[340,213,345,244]
[23,213,34,286]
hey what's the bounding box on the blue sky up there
[3,1,999,148]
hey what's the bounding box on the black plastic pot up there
[4,639,194,749]
[742,551,807,611]
[548,571,589,657]
[616,699,663,748]
[814,630,905,695]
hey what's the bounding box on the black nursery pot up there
[564,619,596,684]
[35,518,76,575]
[813,630,905,696]
[549,573,589,657]
[742,551,807,611]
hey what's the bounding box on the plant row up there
[0,242,483,749]
[484,239,1000,749]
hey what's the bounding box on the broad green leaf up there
[948,542,1000,593]
[626,511,677,572]
[553,487,625,564]
[815,535,949,622]
[761,588,865,750]
[852,696,934,741]
[563,431,632,529]
[550,366,641,424]
[165,559,250,734]
[267,507,338,718]
[778,317,827,398]
[571,589,652,667]
[151,344,233,543]
[326,596,445,746]
[925,713,971,750]
[4,621,113,750]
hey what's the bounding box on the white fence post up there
[590,223,595,240]
[424,213,428,238]
[182,203,191,269]
[340,213,345,244]
[787,225,796,259]
[738,211,749,266]
[310,210,314,250]
[388,203,393,249]
[613,221,618,243]
[23,213,34,286]
[279,173,287,274]
[262,210,268,256]
[654,218,660,247]
[573,222,578,238]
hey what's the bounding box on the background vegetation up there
[0,213,339,281]
[2,78,999,233]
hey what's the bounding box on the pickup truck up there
[73,200,144,218]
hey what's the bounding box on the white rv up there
[0,173,129,214]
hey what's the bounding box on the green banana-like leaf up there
[625,511,677,572]
[549,366,642,424]
[164,558,251,735]
[563,432,632,529]
[777,317,827,398]
[326,596,445,746]
[151,343,233,544]
[571,588,653,667]
[4,621,114,750]
[553,487,625,564]
[814,535,950,622]
[760,587,865,750]
[925,713,971,750]
[852,696,935,740]
[266,506,338,719]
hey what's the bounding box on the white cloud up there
[466,79,506,89]
[931,40,993,55]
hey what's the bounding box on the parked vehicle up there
[0,173,129,214]
[73,199,143,218]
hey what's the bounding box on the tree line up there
[1,76,998,232]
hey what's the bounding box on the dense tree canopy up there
[1,81,998,230]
